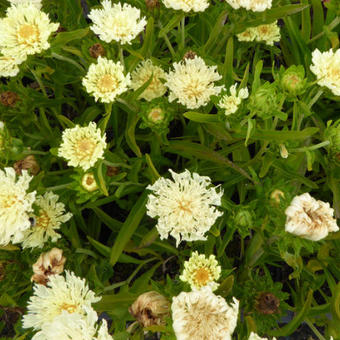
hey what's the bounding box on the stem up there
[305,318,326,340]
[181,16,185,49]
[45,183,73,191]
[51,52,85,72]
[100,102,113,132]
[119,45,125,70]
[29,67,48,97]
[158,21,176,58]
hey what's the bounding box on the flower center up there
[86,176,94,186]
[148,108,164,122]
[2,194,18,209]
[18,24,39,43]
[98,74,118,92]
[36,210,51,229]
[177,199,192,213]
[183,80,203,99]
[75,138,96,160]
[194,267,210,286]
[59,303,78,314]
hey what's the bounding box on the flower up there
[82,57,131,103]
[0,3,59,61]
[249,332,276,340]
[129,291,170,327]
[237,22,280,46]
[130,60,167,101]
[0,168,36,246]
[21,192,72,249]
[0,55,23,77]
[218,84,249,116]
[14,155,40,176]
[285,193,339,241]
[225,0,272,11]
[255,292,280,315]
[88,0,147,45]
[180,251,221,291]
[58,122,107,171]
[165,56,223,109]
[82,173,98,192]
[310,48,340,96]
[146,169,223,246]
[22,271,101,337]
[162,0,209,12]
[172,288,239,340]
[31,248,66,285]
[8,0,42,9]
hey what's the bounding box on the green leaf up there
[95,160,109,196]
[87,205,123,232]
[51,28,89,49]
[158,13,184,38]
[223,36,234,86]
[183,112,220,123]
[216,275,234,297]
[125,111,142,158]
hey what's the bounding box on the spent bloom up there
[22,271,101,338]
[88,0,147,45]
[180,251,221,291]
[58,122,107,171]
[166,56,223,109]
[249,333,276,340]
[162,0,209,12]
[172,288,239,340]
[285,193,339,241]
[0,3,59,61]
[310,48,340,96]
[130,59,167,101]
[82,57,131,103]
[7,0,42,8]
[218,84,249,116]
[21,192,72,249]
[0,168,36,246]
[146,169,223,247]
[237,22,280,46]
[225,0,272,11]
[0,55,23,78]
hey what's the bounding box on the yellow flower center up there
[18,24,39,43]
[75,138,96,160]
[59,303,78,314]
[2,194,18,209]
[148,108,164,122]
[98,74,118,93]
[177,199,192,213]
[183,80,203,99]
[36,210,51,229]
[194,267,211,286]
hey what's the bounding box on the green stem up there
[181,16,185,49]
[119,45,125,70]
[158,21,176,58]
[305,318,326,340]
[45,183,73,191]
[29,67,48,97]
[51,52,85,72]
[100,103,113,132]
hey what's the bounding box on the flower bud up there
[280,65,306,96]
[270,189,285,204]
[255,292,280,315]
[129,291,170,327]
[14,155,40,176]
[279,144,288,159]
[81,173,98,192]
[234,209,253,228]
[31,248,66,285]
[183,50,197,60]
[140,101,173,133]
[89,43,106,59]
[0,91,19,107]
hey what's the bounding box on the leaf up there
[125,111,142,158]
[51,28,89,49]
[216,275,234,297]
[109,192,148,266]
[158,13,184,38]
[222,36,234,86]
[95,161,109,196]
[183,112,220,123]
[87,205,123,232]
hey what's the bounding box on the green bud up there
[280,65,307,97]
[235,209,253,228]
[324,120,340,164]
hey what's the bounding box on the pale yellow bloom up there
[218,84,249,116]
[82,173,98,192]
[162,0,209,12]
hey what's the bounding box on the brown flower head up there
[14,155,40,176]
[89,43,106,59]
[129,291,170,327]
[31,248,66,285]
[183,50,197,60]
[255,292,280,315]
[0,91,19,107]
[145,0,159,9]
[106,166,119,177]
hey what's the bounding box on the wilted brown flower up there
[14,155,40,176]
[145,0,159,9]
[0,91,19,107]
[183,50,197,60]
[89,43,106,59]
[106,166,119,177]
[31,248,66,285]
[255,292,280,315]
[129,291,170,327]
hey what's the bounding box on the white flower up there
[248,332,276,340]
[218,84,249,116]
[225,0,272,11]
[7,0,42,9]
[224,0,242,9]
[162,0,209,12]
[237,22,280,46]
[180,251,221,291]
[310,48,340,96]
[22,271,101,338]
[88,0,147,45]
[58,122,107,171]
[0,3,59,61]
[21,192,72,249]
[0,168,36,246]
[0,55,23,78]
[172,288,239,340]
[130,59,167,101]
[236,28,257,42]
[82,57,131,103]
[82,173,98,192]
[285,193,339,241]
[165,56,223,109]
[146,169,223,247]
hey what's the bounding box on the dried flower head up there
[146,169,223,246]
[172,288,239,340]
[285,193,339,241]
[162,0,209,12]
[82,57,131,103]
[81,173,98,192]
[88,1,147,45]
[183,50,197,60]
[145,0,160,9]
[58,122,107,171]
[255,292,280,315]
[89,43,106,59]
[31,248,66,285]
[165,56,223,109]
[14,155,40,176]
[0,91,19,107]
[129,291,170,327]
[106,166,119,177]
[180,251,221,291]
[218,84,249,116]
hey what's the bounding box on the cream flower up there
[310,48,340,96]
[58,122,107,171]
[88,0,147,45]
[162,0,209,12]
[82,173,98,192]
[165,56,223,109]
[21,192,72,249]
[172,288,239,340]
[225,0,272,11]
[248,333,276,340]
[7,0,42,9]
[0,168,36,246]
[82,57,131,103]
[237,22,280,46]
[130,59,167,101]
[218,84,249,116]
[285,193,339,241]
[22,271,101,338]
[0,55,23,77]
[180,251,221,291]
[146,169,223,247]
[0,3,59,61]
